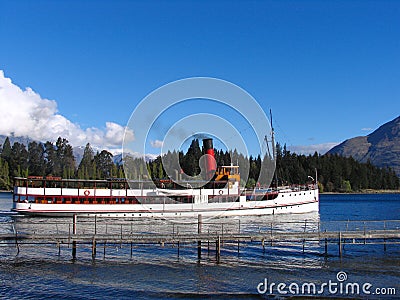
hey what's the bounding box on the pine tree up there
[28,141,45,176]
[44,141,56,175]
[51,137,76,178]
[0,137,12,165]
[181,139,202,176]
[0,158,11,190]
[94,150,113,179]
[10,142,28,177]
[77,143,94,179]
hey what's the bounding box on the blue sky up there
[0,0,399,156]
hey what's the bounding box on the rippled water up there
[1,192,400,299]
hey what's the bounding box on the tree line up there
[0,137,123,190]
[146,139,400,192]
[1,137,399,192]
[274,144,399,192]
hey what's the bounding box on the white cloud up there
[361,127,373,131]
[150,139,164,148]
[0,70,134,147]
[288,142,339,155]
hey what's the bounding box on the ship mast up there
[270,109,279,188]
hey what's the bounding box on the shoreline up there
[321,189,400,195]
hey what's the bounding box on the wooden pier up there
[1,216,399,261]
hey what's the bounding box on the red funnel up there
[202,138,216,180]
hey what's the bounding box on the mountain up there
[112,153,158,165]
[327,116,400,176]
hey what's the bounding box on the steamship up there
[12,139,319,217]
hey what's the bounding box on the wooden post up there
[207,229,210,255]
[197,214,202,260]
[221,223,224,246]
[120,224,123,248]
[72,241,77,260]
[103,241,106,259]
[177,241,180,257]
[338,231,342,258]
[72,214,77,260]
[73,214,77,235]
[94,215,97,235]
[216,235,221,263]
[262,238,265,253]
[92,237,96,259]
[302,220,307,254]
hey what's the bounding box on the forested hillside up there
[1,137,399,192]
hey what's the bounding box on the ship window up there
[48,180,62,188]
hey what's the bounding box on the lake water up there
[0,192,399,299]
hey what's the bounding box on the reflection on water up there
[1,192,400,299]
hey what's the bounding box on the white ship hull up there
[13,186,319,218]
